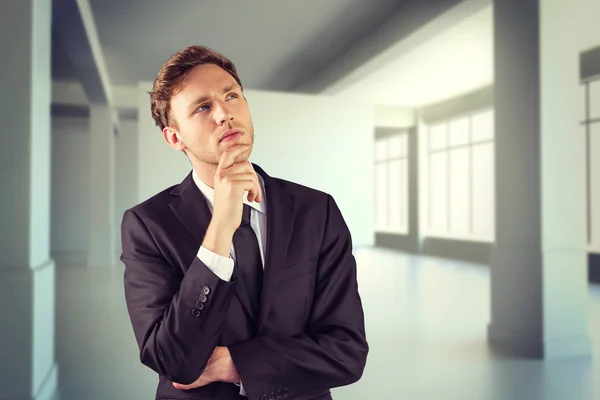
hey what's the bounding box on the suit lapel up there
[169,172,256,322]
[168,172,211,245]
[253,164,295,334]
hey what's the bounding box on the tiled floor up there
[54,248,600,400]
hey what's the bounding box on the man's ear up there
[163,126,186,151]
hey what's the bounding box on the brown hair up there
[149,45,243,131]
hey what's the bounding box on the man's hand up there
[213,144,263,228]
[202,144,263,258]
[172,346,240,390]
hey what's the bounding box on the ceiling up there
[334,2,493,107]
[51,0,464,94]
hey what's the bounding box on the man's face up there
[166,63,254,167]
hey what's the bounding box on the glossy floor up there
[54,248,600,400]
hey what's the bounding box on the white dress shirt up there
[192,166,267,396]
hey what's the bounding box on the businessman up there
[120,45,368,400]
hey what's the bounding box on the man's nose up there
[214,102,233,125]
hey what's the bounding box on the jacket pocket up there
[280,257,318,281]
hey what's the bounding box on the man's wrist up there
[202,223,234,258]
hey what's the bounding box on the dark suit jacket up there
[120,163,368,400]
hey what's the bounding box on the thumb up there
[173,382,190,390]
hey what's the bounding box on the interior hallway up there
[54,248,600,400]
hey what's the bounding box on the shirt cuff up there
[197,246,234,281]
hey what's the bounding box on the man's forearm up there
[228,329,368,399]
[122,209,239,385]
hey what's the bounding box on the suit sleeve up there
[227,194,369,399]
[120,208,238,384]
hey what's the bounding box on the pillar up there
[0,0,58,398]
[87,105,117,267]
[489,0,591,358]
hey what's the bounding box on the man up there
[120,45,368,400]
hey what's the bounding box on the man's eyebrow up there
[188,84,242,112]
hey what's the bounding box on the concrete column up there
[87,105,117,267]
[0,0,58,399]
[489,0,591,358]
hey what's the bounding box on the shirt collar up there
[192,166,266,215]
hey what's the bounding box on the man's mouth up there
[220,129,243,142]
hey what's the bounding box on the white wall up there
[331,1,493,107]
[51,116,90,257]
[578,0,600,53]
[137,84,375,247]
[374,105,415,128]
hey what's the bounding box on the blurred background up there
[1,0,600,399]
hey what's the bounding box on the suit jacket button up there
[202,286,210,295]
[282,388,289,397]
[275,390,282,398]
[191,308,201,317]
[194,302,205,310]
[198,294,208,303]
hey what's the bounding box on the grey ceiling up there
[52,0,462,93]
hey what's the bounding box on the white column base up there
[33,363,58,400]
[52,251,87,268]
[488,246,592,358]
[488,323,592,359]
[0,260,57,399]
[488,323,543,357]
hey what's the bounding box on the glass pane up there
[389,135,402,158]
[590,123,600,249]
[430,152,448,235]
[429,123,448,151]
[375,163,388,229]
[449,147,470,237]
[449,117,470,147]
[590,80,600,120]
[375,139,388,161]
[400,133,408,158]
[472,142,495,242]
[581,84,588,123]
[401,158,409,233]
[472,110,494,142]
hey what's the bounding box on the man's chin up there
[234,152,251,163]
[220,142,252,155]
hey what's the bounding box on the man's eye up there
[227,93,238,100]
[196,104,209,113]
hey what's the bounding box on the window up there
[583,78,600,252]
[423,109,495,242]
[374,133,409,234]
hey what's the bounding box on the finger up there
[226,178,260,203]
[224,172,257,183]
[249,183,263,203]
[246,162,263,203]
[173,377,211,390]
[220,166,263,203]
[172,383,192,390]
[222,173,260,198]
[225,161,255,175]
[217,144,252,171]
[230,169,262,203]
